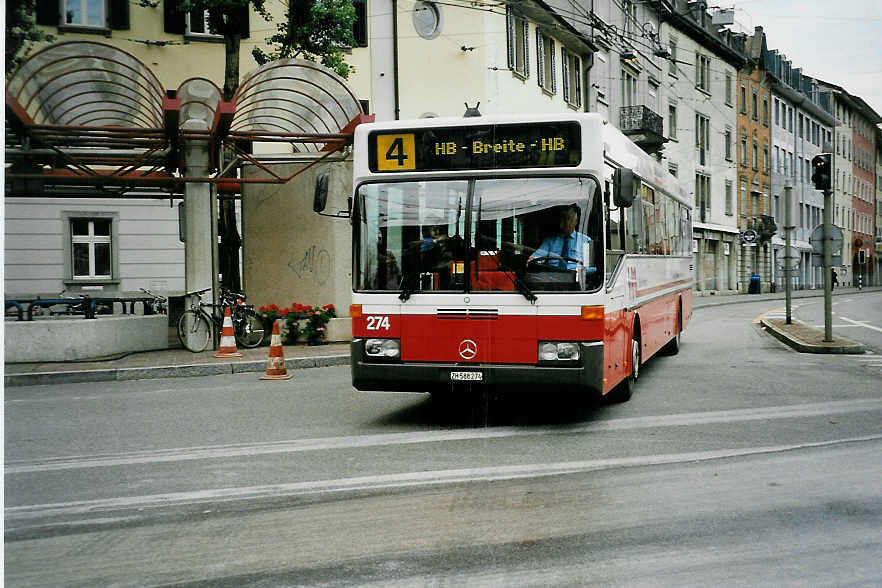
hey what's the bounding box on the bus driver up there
[528,207,592,271]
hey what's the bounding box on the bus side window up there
[624,199,644,254]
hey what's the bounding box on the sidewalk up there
[4,342,351,387]
[5,286,879,386]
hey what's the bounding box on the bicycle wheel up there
[234,307,265,348]
[177,309,212,353]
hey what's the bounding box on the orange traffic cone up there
[260,320,292,380]
[214,306,242,358]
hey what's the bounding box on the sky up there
[727,0,882,117]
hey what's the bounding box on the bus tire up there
[661,304,682,356]
[610,328,640,403]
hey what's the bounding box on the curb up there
[5,354,350,387]
[760,319,866,355]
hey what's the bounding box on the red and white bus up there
[344,113,693,402]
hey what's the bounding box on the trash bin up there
[748,273,761,294]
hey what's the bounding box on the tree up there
[253,0,357,79]
[6,0,54,77]
[176,0,356,291]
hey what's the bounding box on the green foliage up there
[252,0,356,79]
[6,0,54,77]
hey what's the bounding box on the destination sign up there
[368,121,582,172]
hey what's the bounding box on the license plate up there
[450,371,483,381]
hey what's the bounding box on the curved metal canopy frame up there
[233,58,364,152]
[7,40,165,132]
[5,43,372,196]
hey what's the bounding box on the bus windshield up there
[355,177,602,295]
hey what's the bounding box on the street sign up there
[777,245,800,271]
[740,229,757,245]
[809,224,843,255]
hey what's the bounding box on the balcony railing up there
[619,105,665,150]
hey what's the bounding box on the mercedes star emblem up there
[458,339,477,360]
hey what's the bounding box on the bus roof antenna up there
[463,102,481,117]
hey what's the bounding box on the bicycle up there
[140,287,168,315]
[177,287,265,352]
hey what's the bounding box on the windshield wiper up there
[398,272,419,302]
[497,262,537,303]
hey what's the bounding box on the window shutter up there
[550,40,557,94]
[109,0,130,29]
[536,30,544,88]
[506,9,515,70]
[36,0,59,25]
[234,4,250,39]
[574,56,582,107]
[561,48,570,102]
[164,0,185,34]
[521,20,529,78]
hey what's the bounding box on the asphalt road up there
[5,298,881,587]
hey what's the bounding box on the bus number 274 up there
[366,316,391,331]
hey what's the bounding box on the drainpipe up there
[393,0,400,120]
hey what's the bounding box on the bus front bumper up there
[351,339,604,396]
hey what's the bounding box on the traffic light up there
[858,249,867,265]
[810,153,831,191]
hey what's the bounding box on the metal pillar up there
[784,184,792,324]
[182,118,218,349]
[823,189,833,342]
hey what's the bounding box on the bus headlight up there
[365,338,400,359]
[538,341,581,362]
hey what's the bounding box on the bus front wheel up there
[610,332,640,403]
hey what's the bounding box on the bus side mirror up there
[313,172,329,213]
[613,168,637,208]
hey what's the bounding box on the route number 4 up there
[375,134,416,171]
[366,315,391,331]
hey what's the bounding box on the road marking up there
[5,435,880,522]
[6,399,881,474]
[838,317,882,333]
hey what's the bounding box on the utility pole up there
[784,182,792,324]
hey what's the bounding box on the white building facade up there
[767,55,835,290]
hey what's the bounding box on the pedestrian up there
[831,268,838,290]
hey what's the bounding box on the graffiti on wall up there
[289,245,331,286]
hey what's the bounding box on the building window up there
[506,8,529,78]
[725,74,733,106]
[413,1,441,39]
[752,139,758,170]
[740,134,748,166]
[695,173,711,220]
[562,48,582,108]
[695,113,710,165]
[536,30,556,93]
[668,103,678,139]
[763,143,769,173]
[724,127,732,160]
[621,68,637,107]
[762,97,769,125]
[668,162,678,177]
[740,86,747,114]
[669,37,678,76]
[63,0,105,27]
[725,180,733,215]
[695,54,711,93]
[70,218,112,279]
[774,99,780,126]
[186,9,220,37]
